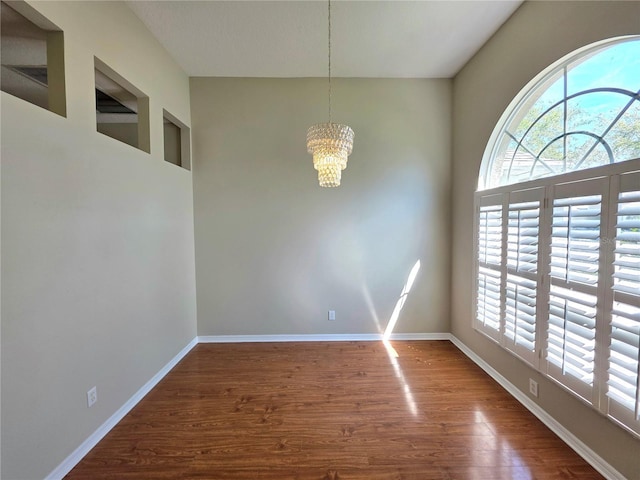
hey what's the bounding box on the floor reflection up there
[473,408,532,479]
[383,339,418,417]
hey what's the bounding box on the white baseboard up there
[448,335,625,480]
[45,337,198,480]
[46,333,623,480]
[389,333,450,341]
[198,332,450,343]
[45,333,444,479]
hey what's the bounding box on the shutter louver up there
[478,266,502,332]
[607,184,640,432]
[505,274,536,350]
[507,201,540,273]
[546,189,602,400]
[504,194,542,365]
[476,201,504,338]
[478,204,503,265]
[550,195,601,286]
[548,286,597,384]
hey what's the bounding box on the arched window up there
[480,37,639,190]
[474,36,640,438]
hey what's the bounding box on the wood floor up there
[65,341,604,479]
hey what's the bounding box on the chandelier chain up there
[306,0,354,188]
[328,0,331,123]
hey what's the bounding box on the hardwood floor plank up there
[65,341,604,479]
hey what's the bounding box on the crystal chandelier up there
[306,0,354,188]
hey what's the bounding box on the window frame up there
[162,108,191,170]
[0,0,66,117]
[94,56,150,153]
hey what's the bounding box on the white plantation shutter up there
[474,160,640,438]
[545,179,606,401]
[606,171,640,435]
[504,188,544,366]
[476,195,504,340]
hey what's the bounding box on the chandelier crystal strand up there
[306,0,354,188]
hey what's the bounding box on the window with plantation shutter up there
[476,197,504,340]
[545,180,605,402]
[473,36,640,438]
[504,188,544,366]
[606,171,640,435]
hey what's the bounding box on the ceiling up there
[126,1,523,78]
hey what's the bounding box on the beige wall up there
[451,1,640,477]
[191,78,451,336]
[1,2,197,479]
[97,122,138,149]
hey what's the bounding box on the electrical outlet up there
[529,378,538,397]
[328,310,336,321]
[87,386,97,407]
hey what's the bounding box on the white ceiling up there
[126,1,523,78]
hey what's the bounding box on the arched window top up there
[479,36,640,191]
